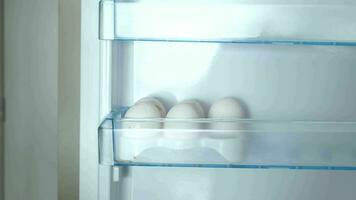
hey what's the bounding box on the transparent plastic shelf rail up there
[99,1,356,47]
[99,110,356,171]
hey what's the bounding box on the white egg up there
[208,98,247,161]
[208,97,246,133]
[123,102,163,130]
[208,97,245,119]
[179,99,205,117]
[125,102,162,119]
[164,100,205,140]
[136,97,167,117]
[166,100,205,119]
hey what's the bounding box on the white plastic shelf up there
[100,1,356,46]
[99,109,356,171]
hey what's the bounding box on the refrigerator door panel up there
[95,1,356,200]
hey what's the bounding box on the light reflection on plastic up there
[135,42,218,88]
[117,3,262,39]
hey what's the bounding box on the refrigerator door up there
[91,1,356,200]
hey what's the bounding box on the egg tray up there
[99,110,356,168]
[96,103,244,163]
[113,128,246,163]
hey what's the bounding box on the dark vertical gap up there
[0,0,4,198]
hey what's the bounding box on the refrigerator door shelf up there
[99,1,356,46]
[99,110,356,171]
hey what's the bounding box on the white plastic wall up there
[114,42,356,121]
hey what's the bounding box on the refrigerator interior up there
[98,1,356,200]
[111,41,356,121]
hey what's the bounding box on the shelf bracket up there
[112,166,121,182]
